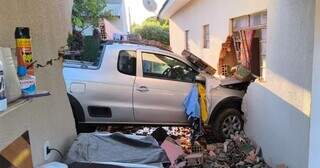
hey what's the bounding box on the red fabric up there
[239,30,255,69]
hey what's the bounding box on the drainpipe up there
[157,0,170,19]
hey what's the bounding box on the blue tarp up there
[183,84,200,120]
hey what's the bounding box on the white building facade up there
[87,0,166,39]
[159,0,320,167]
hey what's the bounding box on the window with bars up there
[203,25,210,48]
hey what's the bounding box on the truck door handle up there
[137,86,149,92]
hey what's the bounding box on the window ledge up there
[0,99,31,117]
[0,91,50,117]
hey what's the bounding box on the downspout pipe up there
[157,0,170,19]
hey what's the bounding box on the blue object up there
[22,84,36,95]
[17,66,36,95]
[183,84,200,120]
[17,66,27,77]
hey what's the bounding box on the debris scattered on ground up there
[96,126,272,168]
[65,132,170,166]
[182,49,217,75]
[276,164,288,168]
[161,137,185,167]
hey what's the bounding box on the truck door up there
[133,51,198,124]
[83,49,137,123]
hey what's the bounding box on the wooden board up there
[0,131,33,168]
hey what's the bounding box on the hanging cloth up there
[197,83,208,123]
[183,84,200,120]
[239,30,255,69]
[184,84,203,144]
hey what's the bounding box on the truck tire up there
[212,108,244,142]
[70,104,96,134]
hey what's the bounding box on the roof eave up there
[158,0,191,19]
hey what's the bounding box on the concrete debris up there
[96,126,272,168]
[276,164,288,168]
[182,49,217,75]
[161,137,185,167]
[200,131,271,168]
[185,153,204,167]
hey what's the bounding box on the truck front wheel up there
[212,108,244,141]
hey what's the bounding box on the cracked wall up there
[243,0,315,167]
[0,0,76,166]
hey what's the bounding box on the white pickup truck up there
[63,42,248,140]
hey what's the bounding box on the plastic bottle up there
[15,27,36,95]
[17,66,36,95]
[0,47,21,102]
[0,60,7,112]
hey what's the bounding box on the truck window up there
[118,50,136,76]
[142,52,198,83]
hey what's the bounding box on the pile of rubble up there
[163,130,270,168]
[135,127,193,154]
[96,126,271,168]
[201,132,270,168]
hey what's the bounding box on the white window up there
[203,25,210,48]
[232,11,267,80]
[185,30,189,50]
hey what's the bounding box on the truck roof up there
[64,41,197,70]
[102,41,192,66]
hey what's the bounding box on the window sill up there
[0,91,50,117]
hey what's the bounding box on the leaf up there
[71,0,113,30]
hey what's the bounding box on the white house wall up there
[169,0,316,167]
[169,0,267,67]
[0,0,76,166]
[309,0,320,167]
[244,0,315,167]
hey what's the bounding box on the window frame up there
[231,10,267,32]
[203,24,210,48]
[117,50,137,76]
[185,30,190,50]
[141,52,198,83]
[231,10,267,81]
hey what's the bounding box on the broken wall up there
[0,0,76,166]
[168,0,267,67]
[243,0,315,167]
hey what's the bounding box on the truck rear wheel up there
[212,108,244,142]
[70,104,96,134]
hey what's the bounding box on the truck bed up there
[64,59,98,69]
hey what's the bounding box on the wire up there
[48,148,63,159]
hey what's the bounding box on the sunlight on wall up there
[260,69,311,117]
[169,20,223,67]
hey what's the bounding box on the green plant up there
[81,35,101,62]
[131,17,170,45]
[67,30,84,51]
[72,0,115,32]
